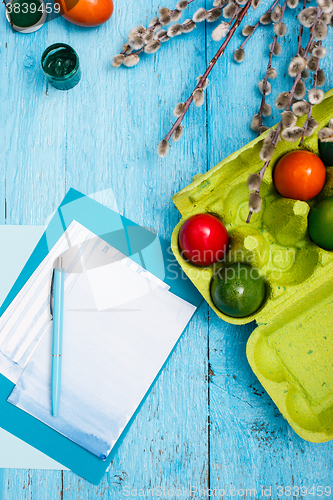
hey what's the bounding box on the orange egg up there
[273,150,326,201]
[59,0,113,27]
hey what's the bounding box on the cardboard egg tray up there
[171,89,333,442]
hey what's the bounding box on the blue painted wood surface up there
[1,0,333,497]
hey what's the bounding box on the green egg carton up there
[171,89,333,443]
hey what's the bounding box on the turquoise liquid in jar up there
[44,48,76,78]
[8,0,43,28]
[41,44,81,91]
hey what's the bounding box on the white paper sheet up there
[86,257,169,311]
[8,269,196,459]
[0,220,168,384]
[0,221,89,383]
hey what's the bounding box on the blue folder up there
[0,189,202,485]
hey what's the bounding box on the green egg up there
[308,197,333,250]
[319,140,333,166]
[210,263,266,318]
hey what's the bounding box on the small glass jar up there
[41,43,81,91]
[5,0,46,33]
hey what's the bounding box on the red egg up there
[179,214,229,266]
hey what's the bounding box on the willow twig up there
[238,0,279,51]
[257,0,288,133]
[287,6,321,109]
[246,1,321,223]
[299,43,321,146]
[120,0,196,55]
[160,0,252,149]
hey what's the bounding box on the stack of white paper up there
[2,221,196,460]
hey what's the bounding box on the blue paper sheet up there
[0,224,66,470]
[0,189,202,484]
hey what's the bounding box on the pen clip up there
[50,270,55,319]
[50,257,64,319]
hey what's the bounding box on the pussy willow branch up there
[257,0,288,132]
[121,0,196,54]
[123,18,196,59]
[239,0,279,50]
[299,43,321,146]
[163,0,252,144]
[257,37,276,132]
[285,6,321,110]
[296,7,305,53]
[206,5,223,16]
[228,4,240,24]
[246,3,321,224]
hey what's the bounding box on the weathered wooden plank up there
[62,306,209,498]
[64,0,210,240]
[3,15,68,225]
[207,2,333,494]
[0,33,10,224]
[0,0,210,496]
[209,317,333,496]
[62,0,210,493]
[0,469,63,500]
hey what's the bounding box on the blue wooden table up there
[1,0,333,497]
